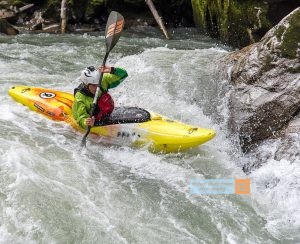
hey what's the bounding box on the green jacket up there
[72,67,128,129]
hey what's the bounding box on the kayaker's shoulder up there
[113,67,128,77]
[74,90,88,101]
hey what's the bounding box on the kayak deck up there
[8,86,216,152]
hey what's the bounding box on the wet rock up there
[0,1,17,19]
[284,115,300,135]
[242,114,300,174]
[225,7,300,156]
[1,0,194,34]
[0,18,18,34]
[31,22,42,30]
[25,10,44,30]
[274,114,300,162]
[0,8,14,19]
[125,17,154,27]
[68,24,100,33]
[0,2,34,22]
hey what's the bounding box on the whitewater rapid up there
[0,28,298,243]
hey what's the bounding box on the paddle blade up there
[105,11,124,53]
[81,126,91,147]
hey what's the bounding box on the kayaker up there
[72,65,128,129]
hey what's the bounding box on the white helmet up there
[78,66,100,84]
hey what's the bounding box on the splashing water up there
[0,28,298,243]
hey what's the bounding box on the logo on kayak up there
[117,131,141,139]
[40,92,56,99]
[188,128,198,134]
[21,88,31,93]
[34,103,45,112]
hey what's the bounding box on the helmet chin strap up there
[87,84,97,94]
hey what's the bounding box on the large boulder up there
[0,18,18,34]
[0,8,14,19]
[0,1,17,19]
[274,114,300,162]
[224,7,300,158]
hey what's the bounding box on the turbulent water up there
[0,27,298,243]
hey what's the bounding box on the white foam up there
[1,31,291,243]
[250,157,300,239]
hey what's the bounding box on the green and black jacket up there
[72,67,128,129]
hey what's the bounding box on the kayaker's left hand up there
[86,116,95,127]
[99,65,111,73]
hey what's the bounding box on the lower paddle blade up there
[81,126,91,147]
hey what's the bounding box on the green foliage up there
[3,0,106,7]
[4,0,26,6]
[191,0,207,30]
[89,0,105,6]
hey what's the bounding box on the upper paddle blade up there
[105,11,125,53]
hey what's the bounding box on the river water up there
[0,27,298,243]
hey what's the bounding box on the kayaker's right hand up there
[99,65,111,73]
[86,116,95,127]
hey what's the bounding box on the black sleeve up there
[110,67,116,74]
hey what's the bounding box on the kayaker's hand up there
[99,65,111,73]
[86,116,95,127]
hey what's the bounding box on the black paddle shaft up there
[81,11,124,147]
[81,53,108,147]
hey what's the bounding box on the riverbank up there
[1,0,299,47]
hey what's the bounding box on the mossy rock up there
[0,18,18,34]
[277,8,300,59]
[262,7,300,59]
[191,0,273,47]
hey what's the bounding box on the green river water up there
[0,27,299,243]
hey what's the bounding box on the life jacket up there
[74,83,114,120]
[74,83,98,97]
[95,93,114,120]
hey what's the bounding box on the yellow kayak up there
[8,86,216,152]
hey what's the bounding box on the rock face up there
[274,115,300,162]
[0,18,18,34]
[191,0,300,48]
[225,8,300,162]
[0,8,14,19]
